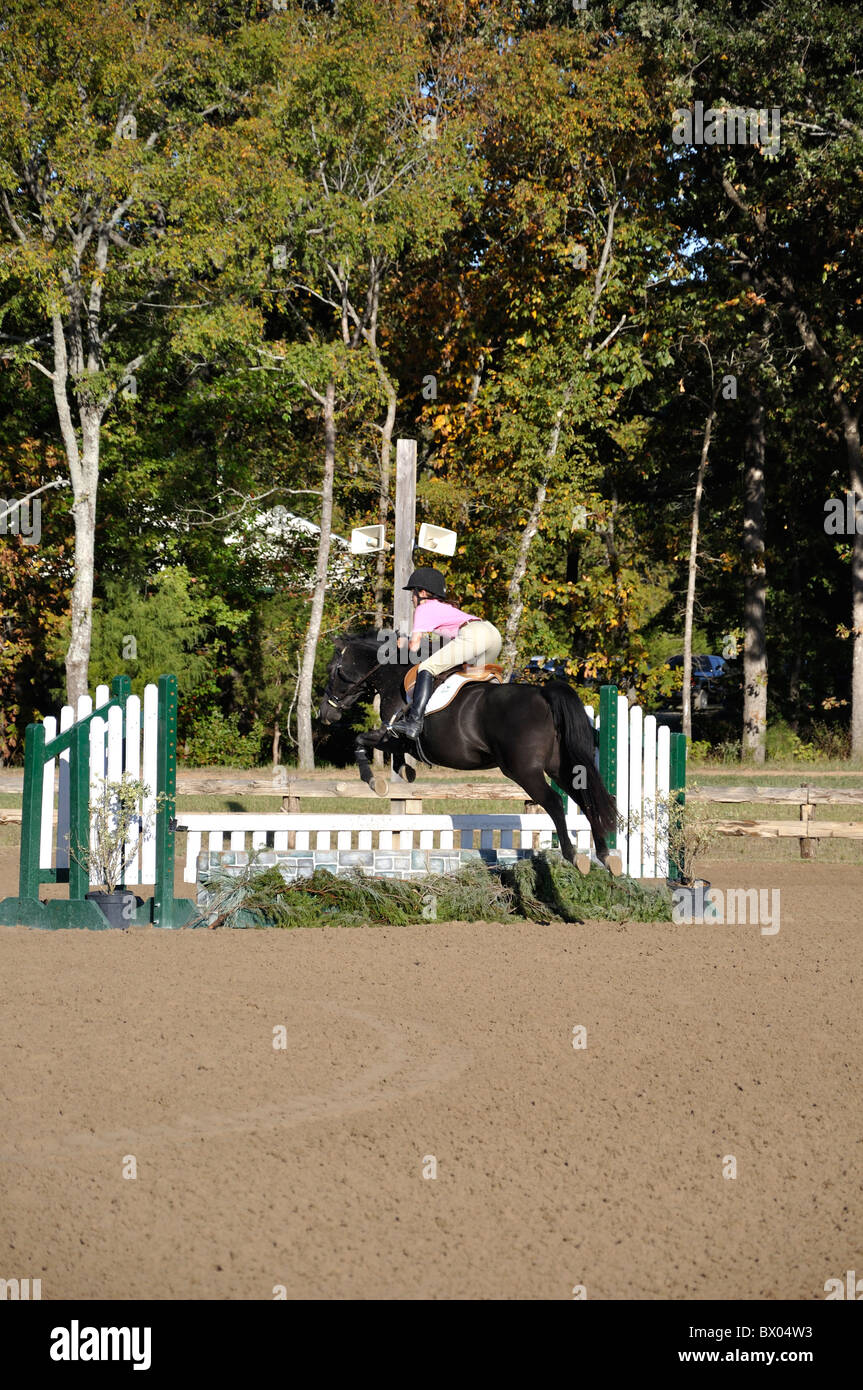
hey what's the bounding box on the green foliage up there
[806,723,851,761]
[70,775,161,893]
[198,854,672,928]
[353,700,381,734]
[766,720,819,764]
[181,713,266,769]
[657,791,724,885]
[646,630,711,668]
[711,740,742,766]
[81,569,243,701]
[501,856,674,924]
[0,0,861,762]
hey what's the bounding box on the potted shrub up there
[72,775,160,928]
[657,787,722,919]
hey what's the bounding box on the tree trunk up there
[682,404,716,739]
[65,442,99,706]
[296,380,336,771]
[498,200,623,676]
[272,703,282,768]
[742,395,768,762]
[501,474,548,674]
[362,311,397,766]
[47,309,99,705]
[841,409,863,758]
[500,387,577,673]
[373,417,394,632]
[751,266,863,759]
[362,280,397,633]
[788,547,802,734]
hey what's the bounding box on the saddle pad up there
[404,662,504,696]
[424,671,501,714]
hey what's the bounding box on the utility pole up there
[393,438,417,636]
[390,438,418,781]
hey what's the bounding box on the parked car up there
[522,655,571,683]
[667,654,729,709]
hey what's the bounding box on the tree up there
[415,25,675,675]
[0,0,232,701]
[189,0,476,765]
[610,0,863,748]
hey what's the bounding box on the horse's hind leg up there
[547,735,620,876]
[501,758,577,865]
[566,775,621,877]
[393,750,416,784]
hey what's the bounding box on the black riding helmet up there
[404,566,446,598]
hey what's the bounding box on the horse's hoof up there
[372,774,389,798]
[575,853,591,877]
[605,851,623,877]
[402,763,417,783]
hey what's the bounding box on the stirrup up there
[391,713,422,739]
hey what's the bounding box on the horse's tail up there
[539,680,616,836]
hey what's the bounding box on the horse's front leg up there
[354,734,376,788]
[355,729,396,798]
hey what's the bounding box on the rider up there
[391,566,503,740]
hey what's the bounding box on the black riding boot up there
[395,669,434,740]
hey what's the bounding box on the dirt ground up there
[1,855,860,1301]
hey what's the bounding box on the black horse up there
[319,634,618,871]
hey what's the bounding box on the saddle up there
[402,663,504,714]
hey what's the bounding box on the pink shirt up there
[411,599,479,640]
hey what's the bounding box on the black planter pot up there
[85,891,133,929]
[669,878,712,922]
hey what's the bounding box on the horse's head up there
[319,633,382,723]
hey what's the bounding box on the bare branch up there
[181,487,324,527]
[591,314,628,356]
[0,478,69,527]
[25,358,55,381]
[0,190,28,243]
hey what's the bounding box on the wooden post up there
[393,438,417,639]
[392,438,418,778]
[800,788,815,859]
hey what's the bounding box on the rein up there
[324,654,393,712]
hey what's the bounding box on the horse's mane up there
[339,630,381,655]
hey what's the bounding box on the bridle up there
[322,646,388,715]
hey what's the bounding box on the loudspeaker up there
[417,522,457,556]
[350,525,387,554]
